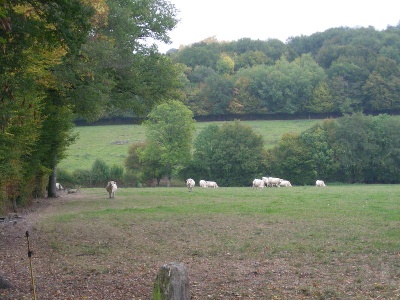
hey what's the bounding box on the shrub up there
[91,159,110,187]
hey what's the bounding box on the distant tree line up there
[162,26,400,119]
[96,25,400,123]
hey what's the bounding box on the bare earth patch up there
[1,191,399,299]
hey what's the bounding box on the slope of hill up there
[59,119,321,172]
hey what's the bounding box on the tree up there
[216,53,234,75]
[367,114,400,183]
[332,113,374,183]
[326,57,369,111]
[1,0,182,207]
[330,113,400,183]
[143,100,196,186]
[267,132,316,185]
[234,66,269,114]
[91,159,110,187]
[202,74,234,115]
[192,120,266,186]
[186,66,216,83]
[234,50,271,70]
[190,124,221,180]
[0,0,93,209]
[328,76,354,113]
[362,57,400,110]
[241,55,325,115]
[171,41,220,69]
[125,142,165,186]
[307,81,334,113]
[36,101,77,197]
[300,121,336,181]
[109,164,124,184]
[46,0,182,194]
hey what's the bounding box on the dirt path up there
[0,194,80,299]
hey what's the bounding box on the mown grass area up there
[34,185,400,299]
[59,119,321,172]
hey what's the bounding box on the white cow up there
[316,180,326,187]
[56,182,64,191]
[199,180,207,188]
[206,181,218,188]
[106,181,118,198]
[261,177,269,187]
[252,179,265,189]
[263,177,282,187]
[186,178,195,192]
[279,180,292,187]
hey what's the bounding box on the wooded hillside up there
[159,26,400,119]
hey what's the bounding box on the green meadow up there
[33,184,400,299]
[59,119,321,172]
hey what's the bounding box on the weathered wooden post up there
[153,262,190,300]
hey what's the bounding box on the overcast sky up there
[157,0,400,53]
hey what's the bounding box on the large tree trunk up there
[47,165,58,198]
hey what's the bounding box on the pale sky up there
[157,0,400,53]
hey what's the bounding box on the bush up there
[57,169,76,188]
[91,159,110,187]
[72,169,92,187]
[110,164,124,183]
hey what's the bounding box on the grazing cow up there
[262,177,270,187]
[199,180,207,188]
[106,181,118,198]
[316,180,326,187]
[206,181,219,188]
[263,177,282,187]
[186,178,195,192]
[279,180,292,187]
[252,179,265,189]
[56,182,64,191]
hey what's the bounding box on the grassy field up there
[3,185,397,299]
[59,119,321,172]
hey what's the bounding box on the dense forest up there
[162,26,400,119]
[77,24,400,124]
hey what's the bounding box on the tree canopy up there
[139,100,196,186]
[0,0,181,211]
[163,24,400,119]
[189,120,267,186]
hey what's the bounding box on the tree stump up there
[153,262,190,300]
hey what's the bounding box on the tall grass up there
[59,119,321,171]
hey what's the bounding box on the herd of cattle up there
[102,178,325,195]
[185,177,326,191]
[199,180,219,188]
[186,178,219,192]
[58,178,326,197]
